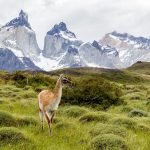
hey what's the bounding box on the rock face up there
[0,10,41,58]
[1,10,150,71]
[43,22,82,58]
[0,10,41,71]
[0,48,40,71]
[100,31,150,67]
[78,41,121,68]
[42,22,121,70]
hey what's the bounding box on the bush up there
[110,117,137,129]
[89,123,127,138]
[62,106,89,118]
[11,71,55,89]
[79,112,110,123]
[0,127,27,145]
[0,111,16,127]
[128,109,148,117]
[89,134,128,150]
[62,77,123,109]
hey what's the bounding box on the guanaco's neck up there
[54,77,62,99]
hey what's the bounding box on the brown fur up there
[38,74,68,136]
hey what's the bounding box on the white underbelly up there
[48,98,61,111]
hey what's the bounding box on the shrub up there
[79,112,110,123]
[11,71,55,89]
[89,134,128,150]
[0,111,16,127]
[0,127,27,145]
[62,106,89,118]
[89,123,127,138]
[110,117,137,129]
[62,77,123,109]
[128,109,148,117]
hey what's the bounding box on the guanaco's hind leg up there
[39,109,44,130]
[44,111,52,136]
[51,111,56,123]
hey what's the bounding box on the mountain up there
[42,22,121,70]
[0,10,41,71]
[41,22,83,69]
[43,22,82,58]
[1,10,150,72]
[78,41,121,68]
[0,48,40,71]
[100,31,150,67]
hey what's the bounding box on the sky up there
[0,0,150,49]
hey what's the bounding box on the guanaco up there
[38,74,72,135]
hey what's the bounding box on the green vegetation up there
[0,61,150,149]
[128,109,148,117]
[0,127,28,145]
[89,134,128,150]
[61,106,89,118]
[89,123,127,138]
[79,112,110,123]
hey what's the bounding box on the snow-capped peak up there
[92,40,102,50]
[47,22,76,39]
[67,45,78,54]
[2,10,31,29]
[109,31,150,47]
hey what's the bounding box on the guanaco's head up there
[59,74,74,88]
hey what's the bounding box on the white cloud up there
[0,0,150,48]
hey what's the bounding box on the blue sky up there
[0,0,150,48]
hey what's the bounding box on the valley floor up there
[0,64,150,150]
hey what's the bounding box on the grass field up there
[0,62,150,150]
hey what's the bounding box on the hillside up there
[127,61,150,74]
[0,65,150,150]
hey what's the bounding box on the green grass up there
[89,134,128,150]
[0,64,150,149]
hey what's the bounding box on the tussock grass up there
[53,117,63,124]
[61,106,89,118]
[121,106,133,113]
[17,116,37,126]
[122,93,141,100]
[0,111,16,127]
[110,117,137,129]
[89,123,127,138]
[79,112,111,123]
[0,127,28,145]
[140,118,150,125]
[0,99,4,104]
[89,134,128,150]
[136,123,150,132]
[55,121,77,130]
[20,90,36,98]
[128,109,148,117]
[0,111,37,127]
